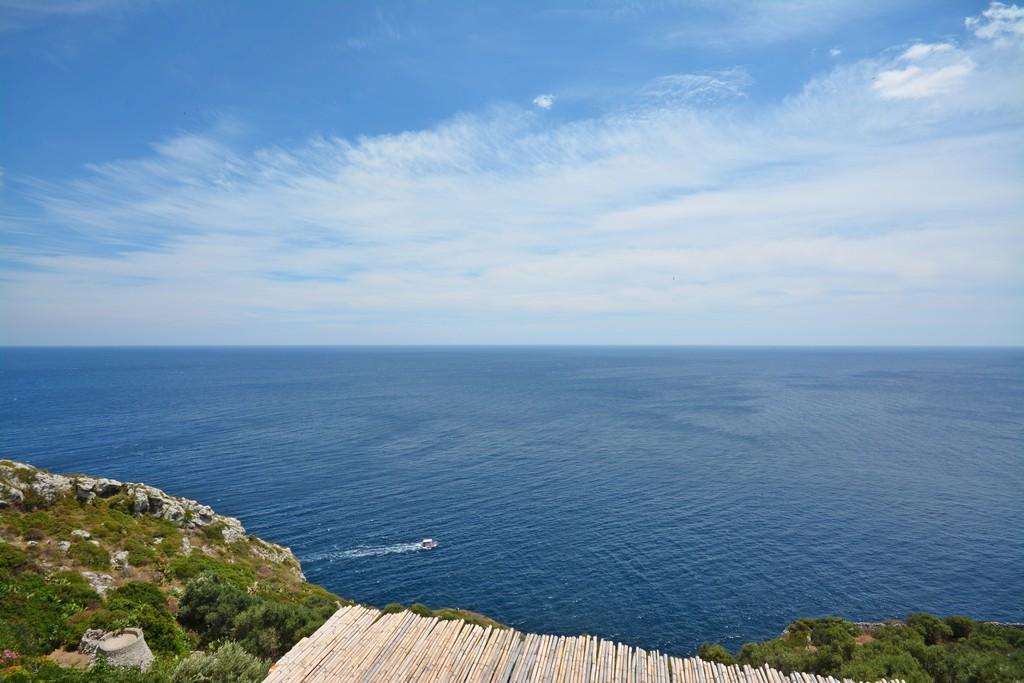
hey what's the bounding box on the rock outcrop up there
[0,459,303,579]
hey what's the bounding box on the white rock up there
[112,550,130,569]
[30,472,73,504]
[71,529,91,540]
[81,571,114,596]
[131,488,149,514]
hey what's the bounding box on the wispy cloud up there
[966,1,1024,43]
[0,0,148,31]
[532,94,555,110]
[661,0,908,48]
[2,3,1023,344]
[873,43,975,99]
[639,68,751,105]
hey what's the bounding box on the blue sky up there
[1,0,1022,345]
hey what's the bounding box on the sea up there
[1,347,1021,653]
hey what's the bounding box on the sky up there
[0,1,1022,346]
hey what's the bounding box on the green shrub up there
[68,541,110,570]
[908,613,954,646]
[76,582,190,656]
[177,571,333,660]
[124,540,158,567]
[177,573,256,646]
[726,615,1024,683]
[199,521,227,544]
[80,603,192,657]
[382,602,405,614]
[945,616,976,640]
[0,544,99,656]
[0,542,34,572]
[106,582,168,613]
[232,599,332,661]
[810,617,857,647]
[697,642,735,665]
[840,644,932,683]
[409,603,433,618]
[170,641,268,683]
[166,554,255,588]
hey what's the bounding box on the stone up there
[131,488,149,514]
[221,518,247,543]
[58,540,72,553]
[180,536,192,556]
[71,529,91,540]
[95,478,123,497]
[111,550,130,570]
[78,629,109,657]
[0,483,24,508]
[145,494,163,515]
[29,472,72,505]
[81,571,115,596]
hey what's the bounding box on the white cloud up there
[640,69,751,105]
[901,42,955,61]
[0,0,146,31]
[873,42,975,99]
[966,2,1024,43]
[662,0,902,48]
[2,4,1023,345]
[873,61,975,99]
[829,46,842,57]
[532,94,555,110]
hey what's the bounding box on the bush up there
[0,545,99,656]
[409,603,433,618]
[177,573,256,646]
[726,614,1024,683]
[166,555,255,589]
[697,642,735,665]
[68,541,110,571]
[0,658,168,682]
[72,582,191,656]
[908,613,954,646]
[945,616,976,640]
[23,528,45,542]
[382,603,405,614]
[810,617,857,647]
[170,641,268,683]
[106,582,168,613]
[177,571,334,660]
[233,599,332,661]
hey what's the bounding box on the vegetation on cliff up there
[0,460,503,681]
[700,615,1024,683]
[0,460,352,681]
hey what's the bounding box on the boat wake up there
[307,542,424,562]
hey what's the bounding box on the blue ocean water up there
[1,347,1022,653]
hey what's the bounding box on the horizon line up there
[2,343,1022,350]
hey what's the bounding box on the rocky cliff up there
[0,459,304,594]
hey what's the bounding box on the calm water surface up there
[1,347,1021,653]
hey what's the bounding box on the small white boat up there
[419,538,438,550]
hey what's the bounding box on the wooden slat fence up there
[264,605,904,683]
